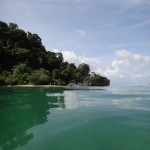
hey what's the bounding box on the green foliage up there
[46,52,63,71]
[59,62,77,84]
[9,23,18,30]
[84,73,110,86]
[76,63,90,82]
[29,68,50,85]
[78,63,90,75]
[0,21,110,86]
[12,63,32,84]
[53,79,66,86]
[0,21,8,29]
[0,71,16,85]
[0,76,5,85]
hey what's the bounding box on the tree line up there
[0,21,110,86]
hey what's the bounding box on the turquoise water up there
[0,86,150,150]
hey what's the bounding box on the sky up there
[1,0,150,86]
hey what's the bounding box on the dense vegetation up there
[0,21,110,86]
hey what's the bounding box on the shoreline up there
[2,84,67,88]
[0,85,111,90]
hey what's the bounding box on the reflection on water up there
[108,86,150,111]
[0,87,65,150]
[0,87,150,150]
[46,91,78,109]
[46,87,150,111]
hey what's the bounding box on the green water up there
[0,86,150,150]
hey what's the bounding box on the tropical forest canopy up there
[0,21,110,86]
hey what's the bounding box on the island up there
[0,21,110,86]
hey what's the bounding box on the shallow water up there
[0,86,150,150]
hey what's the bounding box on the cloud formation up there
[75,30,87,36]
[104,50,150,85]
[53,49,150,86]
[53,49,105,73]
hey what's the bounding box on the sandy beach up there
[4,84,67,88]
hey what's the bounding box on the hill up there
[0,21,110,86]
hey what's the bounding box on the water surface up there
[0,86,150,150]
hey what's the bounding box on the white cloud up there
[53,49,150,86]
[52,49,105,73]
[115,49,150,63]
[106,50,150,85]
[75,30,87,36]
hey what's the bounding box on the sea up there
[0,86,150,150]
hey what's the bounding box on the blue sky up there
[1,0,150,85]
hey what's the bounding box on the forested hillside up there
[0,21,110,86]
